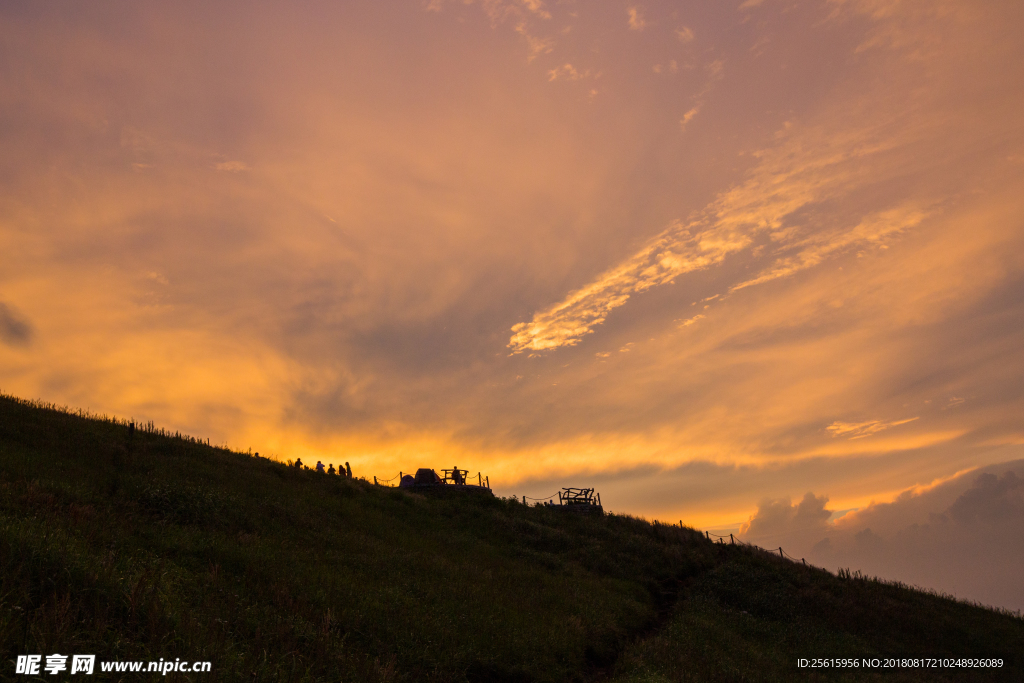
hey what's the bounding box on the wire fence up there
[703,530,811,566]
[1,393,235,449]
[522,492,560,503]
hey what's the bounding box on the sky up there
[2,1,1023,608]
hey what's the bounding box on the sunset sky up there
[2,1,1023,607]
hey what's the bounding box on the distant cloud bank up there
[739,460,1024,611]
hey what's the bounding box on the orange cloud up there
[826,417,919,440]
[627,7,645,31]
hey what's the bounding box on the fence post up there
[778,547,784,558]
[705,530,709,540]
[802,558,806,566]
[730,534,734,544]
[374,476,377,485]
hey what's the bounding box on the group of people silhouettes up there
[294,457,353,478]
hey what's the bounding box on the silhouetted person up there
[316,461,325,473]
[295,457,303,469]
[452,466,464,484]
[345,462,352,478]
[328,464,336,475]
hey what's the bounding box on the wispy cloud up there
[214,160,250,172]
[513,22,555,61]
[827,417,918,439]
[508,218,720,352]
[547,63,587,81]
[677,314,705,328]
[0,302,33,347]
[627,7,645,31]
[679,106,699,130]
[731,204,930,291]
[430,0,554,60]
[518,0,551,21]
[507,116,933,354]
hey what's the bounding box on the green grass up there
[0,393,1021,682]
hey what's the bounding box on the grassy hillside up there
[0,394,1021,682]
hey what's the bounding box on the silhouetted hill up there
[1,394,1021,682]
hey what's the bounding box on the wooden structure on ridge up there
[396,467,493,496]
[554,487,603,514]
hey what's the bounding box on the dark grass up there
[0,393,1021,682]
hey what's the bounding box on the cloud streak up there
[0,303,33,347]
[508,122,934,354]
[827,417,919,439]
